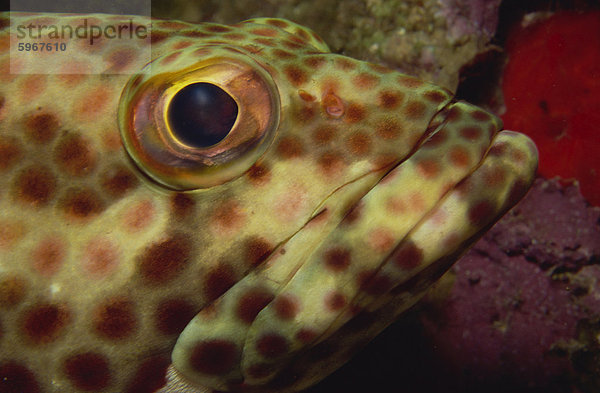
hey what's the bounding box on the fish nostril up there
[168,83,238,148]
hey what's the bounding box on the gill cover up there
[118,45,280,190]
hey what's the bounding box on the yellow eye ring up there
[118,47,280,190]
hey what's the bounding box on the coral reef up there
[151,0,503,91]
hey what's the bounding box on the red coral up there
[501,11,600,205]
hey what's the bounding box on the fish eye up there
[118,48,280,190]
[167,82,238,148]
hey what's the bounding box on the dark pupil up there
[168,82,238,148]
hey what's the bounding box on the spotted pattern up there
[0,12,538,393]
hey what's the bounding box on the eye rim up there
[118,51,280,191]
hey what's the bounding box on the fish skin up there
[0,12,537,393]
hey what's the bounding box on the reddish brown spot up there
[273,49,294,59]
[101,166,138,197]
[158,20,190,29]
[138,235,191,285]
[83,237,120,277]
[0,275,27,309]
[468,200,495,226]
[251,28,278,37]
[303,56,326,69]
[106,48,135,71]
[367,227,395,253]
[31,237,65,277]
[160,51,181,65]
[54,134,96,177]
[21,303,70,345]
[0,220,25,250]
[449,146,470,167]
[417,159,441,178]
[155,298,196,335]
[0,137,21,171]
[313,125,337,145]
[170,192,196,217]
[295,27,311,42]
[283,40,303,50]
[189,340,238,375]
[425,130,448,147]
[376,119,402,140]
[122,200,154,233]
[511,148,527,164]
[150,31,169,43]
[60,188,103,221]
[324,291,347,311]
[247,163,271,186]
[0,362,40,393]
[277,136,304,158]
[345,103,366,123]
[295,104,316,123]
[93,297,136,340]
[24,112,59,143]
[125,355,170,393]
[273,294,300,320]
[13,165,56,207]
[210,200,245,235]
[63,352,111,391]
[424,90,449,104]
[203,264,237,302]
[460,126,483,141]
[471,110,492,122]
[245,237,273,267]
[348,132,371,156]
[296,328,318,343]
[0,17,10,31]
[237,287,275,325]
[341,201,363,226]
[404,100,427,120]
[266,19,289,28]
[324,248,351,272]
[488,142,507,157]
[377,90,403,109]
[20,75,46,101]
[484,167,506,187]
[75,86,110,121]
[397,75,424,88]
[318,151,345,177]
[251,38,275,47]
[358,270,393,295]
[334,57,356,71]
[353,73,379,89]
[394,242,424,270]
[284,65,307,87]
[256,333,289,358]
[446,106,463,122]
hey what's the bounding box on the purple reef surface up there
[438,0,503,40]
[420,177,600,392]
